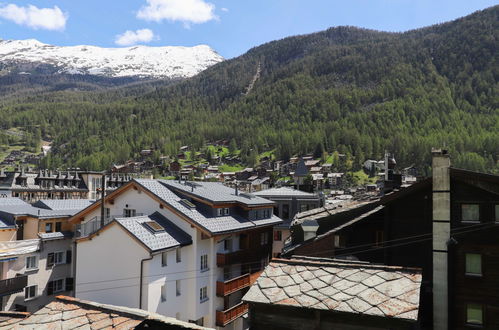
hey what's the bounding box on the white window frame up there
[54,251,65,265]
[123,208,136,217]
[161,252,167,267]
[26,256,38,270]
[25,285,37,301]
[199,286,208,303]
[53,279,65,293]
[200,254,208,272]
[217,208,229,216]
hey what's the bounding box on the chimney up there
[432,148,450,330]
[235,181,239,196]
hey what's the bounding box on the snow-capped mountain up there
[0,39,224,79]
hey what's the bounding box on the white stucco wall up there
[76,223,148,308]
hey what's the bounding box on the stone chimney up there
[432,148,450,330]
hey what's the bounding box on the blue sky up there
[0,0,496,58]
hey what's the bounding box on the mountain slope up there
[0,39,224,78]
[0,6,497,173]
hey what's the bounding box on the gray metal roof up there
[253,187,317,198]
[0,204,82,219]
[134,179,282,235]
[34,199,95,210]
[161,180,274,206]
[115,212,192,252]
[0,198,30,206]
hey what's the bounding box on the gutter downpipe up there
[139,255,153,309]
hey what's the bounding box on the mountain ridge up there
[0,39,224,79]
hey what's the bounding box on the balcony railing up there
[216,270,264,297]
[216,302,248,327]
[216,244,271,267]
[75,214,144,237]
[0,275,28,297]
[217,273,250,296]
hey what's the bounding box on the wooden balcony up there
[216,302,248,327]
[216,244,271,267]
[0,275,27,297]
[217,273,250,297]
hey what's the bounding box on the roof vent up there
[180,199,196,209]
[143,221,165,233]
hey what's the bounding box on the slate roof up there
[133,179,282,235]
[0,295,211,329]
[161,180,274,207]
[0,205,82,219]
[253,187,318,199]
[33,199,95,210]
[294,159,309,177]
[114,212,192,252]
[242,257,422,321]
[0,198,30,206]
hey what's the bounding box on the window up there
[47,279,64,295]
[26,256,38,270]
[263,209,271,218]
[300,204,309,212]
[462,204,479,222]
[48,251,65,267]
[200,255,208,271]
[45,223,53,233]
[161,252,167,267]
[199,286,208,302]
[495,205,499,222]
[104,207,111,219]
[375,230,384,247]
[217,208,229,216]
[274,230,282,241]
[176,280,181,296]
[123,209,136,217]
[55,222,62,232]
[282,204,290,220]
[260,232,269,245]
[465,253,482,276]
[466,304,483,325]
[334,235,346,248]
[176,248,181,263]
[25,285,37,300]
[161,284,166,302]
[224,239,232,252]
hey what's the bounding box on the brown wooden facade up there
[287,169,499,329]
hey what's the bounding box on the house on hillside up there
[71,179,282,329]
[253,187,323,257]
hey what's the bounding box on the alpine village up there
[0,3,497,330]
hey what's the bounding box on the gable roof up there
[0,295,211,329]
[242,257,421,321]
[114,212,192,252]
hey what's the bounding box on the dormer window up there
[217,208,229,216]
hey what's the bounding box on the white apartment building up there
[72,179,282,329]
